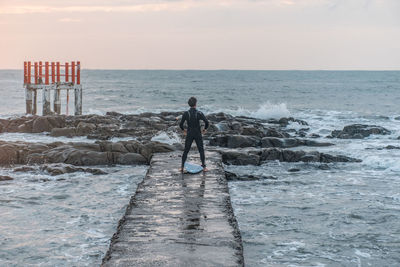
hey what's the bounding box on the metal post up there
[39,61,43,84]
[24,61,27,84]
[45,62,49,85]
[71,61,75,84]
[56,62,60,82]
[75,86,82,115]
[27,61,31,84]
[77,61,80,85]
[51,62,55,83]
[65,62,69,82]
[34,62,38,84]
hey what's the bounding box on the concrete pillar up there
[33,90,37,115]
[54,86,61,114]
[74,86,82,115]
[25,87,33,114]
[43,86,51,115]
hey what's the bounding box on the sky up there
[1,0,399,70]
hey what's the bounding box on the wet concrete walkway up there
[102,151,244,267]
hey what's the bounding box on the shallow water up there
[0,166,147,266]
[1,70,400,266]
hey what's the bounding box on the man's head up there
[188,97,197,107]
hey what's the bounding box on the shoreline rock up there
[0,140,174,166]
[330,124,391,139]
[221,148,361,166]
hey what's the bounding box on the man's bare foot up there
[179,168,184,173]
[203,167,209,172]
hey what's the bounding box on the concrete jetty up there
[102,151,244,267]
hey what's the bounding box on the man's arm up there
[199,112,209,129]
[179,112,187,131]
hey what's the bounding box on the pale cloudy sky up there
[1,0,399,69]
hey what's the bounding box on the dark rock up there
[0,144,19,164]
[50,127,76,137]
[225,171,277,181]
[318,164,330,170]
[221,148,363,165]
[385,145,400,150]
[0,175,13,181]
[206,112,233,122]
[261,137,298,148]
[227,135,261,148]
[41,163,107,176]
[14,166,36,172]
[303,140,334,147]
[261,137,334,148]
[209,135,260,148]
[76,122,96,136]
[278,117,309,127]
[116,153,147,165]
[331,124,391,139]
[309,133,321,138]
[0,140,174,166]
[209,135,228,147]
[265,128,290,138]
[32,116,65,133]
[221,151,260,165]
[288,168,300,172]
[241,126,264,137]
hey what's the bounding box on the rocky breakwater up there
[0,111,371,180]
[200,113,362,168]
[0,140,174,166]
[0,112,182,141]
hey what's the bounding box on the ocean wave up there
[204,102,291,120]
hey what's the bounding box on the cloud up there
[0,0,332,15]
[58,18,82,23]
[0,2,205,14]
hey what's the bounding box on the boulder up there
[76,122,96,136]
[0,144,19,164]
[209,135,260,148]
[32,117,52,133]
[116,153,147,165]
[0,175,13,181]
[265,128,290,138]
[221,151,260,165]
[14,166,36,172]
[241,126,264,137]
[330,124,391,139]
[50,127,76,137]
[225,171,277,181]
[41,163,107,176]
[227,135,260,148]
[261,137,298,148]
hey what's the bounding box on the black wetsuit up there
[179,107,209,168]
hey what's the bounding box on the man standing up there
[179,97,209,172]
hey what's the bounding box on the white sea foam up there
[0,132,95,143]
[207,102,291,120]
[151,131,181,145]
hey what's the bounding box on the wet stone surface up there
[102,151,244,267]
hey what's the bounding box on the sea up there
[0,70,399,266]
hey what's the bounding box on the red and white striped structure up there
[23,61,82,115]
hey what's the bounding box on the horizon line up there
[1,68,400,71]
